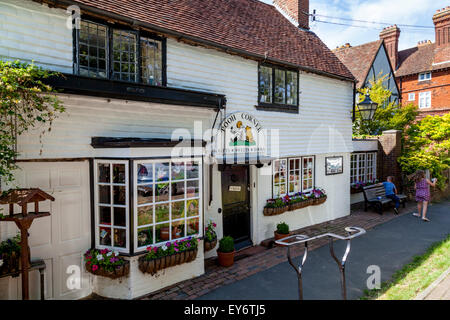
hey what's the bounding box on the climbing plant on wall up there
[0,60,65,184]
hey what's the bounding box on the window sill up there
[255,103,299,114]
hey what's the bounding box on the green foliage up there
[276,222,289,234]
[218,236,234,253]
[0,234,21,255]
[0,60,65,183]
[353,74,418,136]
[84,248,127,272]
[204,220,217,242]
[264,198,287,208]
[399,113,450,189]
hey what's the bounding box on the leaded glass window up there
[259,66,272,103]
[78,21,107,78]
[141,37,163,86]
[112,30,138,82]
[258,65,299,108]
[274,69,286,104]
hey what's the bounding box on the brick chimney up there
[433,6,450,64]
[379,25,401,70]
[433,6,450,47]
[274,0,310,29]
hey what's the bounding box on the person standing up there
[412,170,437,222]
[382,176,400,214]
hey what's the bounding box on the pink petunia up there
[92,265,99,271]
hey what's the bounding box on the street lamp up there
[357,94,378,121]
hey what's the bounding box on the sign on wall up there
[325,156,343,175]
[213,112,266,156]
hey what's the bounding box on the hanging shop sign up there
[213,112,266,156]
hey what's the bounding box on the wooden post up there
[14,219,33,300]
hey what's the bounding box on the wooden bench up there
[362,184,407,215]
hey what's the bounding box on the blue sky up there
[259,0,448,50]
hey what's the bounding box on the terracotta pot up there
[204,239,217,252]
[160,227,170,240]
[274,231,291,241]
[217,250,235,267]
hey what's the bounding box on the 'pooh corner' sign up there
[213,112,266,156]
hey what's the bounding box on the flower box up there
[204,220,217,252]
[288,199,313,211]
[138,249,198,275]
[263,205,289,216]
[138,237,199,275]
[312,196,327,205]
[204,238,217,252]
[84,248,129,279]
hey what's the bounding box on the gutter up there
[43,0,355,83]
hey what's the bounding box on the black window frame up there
[256,63,299,113]
[74,15,167,87]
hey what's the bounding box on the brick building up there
[335,6,450,118]
[395,7,450,118]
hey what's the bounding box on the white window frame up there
[418,72,431,82]
[273,156,315,198]
[94,159,130,253]
[133,158,203,253]
[350,152,377,184]
[408,93,415,101]
[288,158,301,194]
[419,91,431,109]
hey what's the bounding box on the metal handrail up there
[275,227,366,300]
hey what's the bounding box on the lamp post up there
[357,94,378,121]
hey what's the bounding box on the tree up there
[353,74,418,137]
[0,60,65,184]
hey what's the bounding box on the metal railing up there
[275,226,366,300]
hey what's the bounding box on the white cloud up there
[259,0,448,50]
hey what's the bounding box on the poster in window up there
[325,156,343,175]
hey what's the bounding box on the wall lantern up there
[357,94,378,121]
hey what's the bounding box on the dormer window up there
[418,72,431,82]
[258,64,299,113]
[75,18,166,86]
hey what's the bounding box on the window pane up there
[78,21,107,78]
[137,227,153,247]
[99,227,111,246]
[98,163,110,183]
[113,164,126,183]
[155,163,170,181]
[286,71,298,105]
[172,220,185,239]
[155,203,170,223]
[99,206,111,225]
[171,181,185,200]
[138,205,153,226]
[259,66,272,103]
[112,29,137,82]
[141,37,163,86]
[113,186,126,205]
[114,207,126,227]
[171,201,185,220]
[186,218,199,236]
[155,183,170,202]
[274,69,286,104]
[186,199,199,217]
[137,164,153,184]
[137,185,153,204]
[99,185,110,204]
[187,180,199,198]
[155,223,170,243]
[171,162,185,180]
[186,161,199,179]
[113,229,126,248]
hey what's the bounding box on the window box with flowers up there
[263,196,290,216]
[263,188,327,216]
[203,220,217,252]
[311,188,327,205]
[138,237,198,275]
[84,248,130,279]
[350,179,379,194]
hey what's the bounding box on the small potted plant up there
[274,222,291,242]
[204,220,217,252]
[217,236,235,267]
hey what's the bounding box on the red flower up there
[92,265,99,271]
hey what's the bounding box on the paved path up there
[198,200,450,300]
[415,267,450,300]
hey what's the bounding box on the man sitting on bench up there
[382,176,400,214]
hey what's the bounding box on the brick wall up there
[399,69,450,115]
[377,130,403,190]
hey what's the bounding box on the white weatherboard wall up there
[0,0,73,73]
[0,162,92,300]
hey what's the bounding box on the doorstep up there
[139,202,417,300]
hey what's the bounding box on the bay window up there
[273,156,315,198]
[94,158,202,255]
[258,64,299,112]
[75,18,166,86]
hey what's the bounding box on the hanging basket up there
[138,249,198,275]
[85,260,130,279]
[204,239,217,252]
[312,196,327,205]
[263,205,289,216]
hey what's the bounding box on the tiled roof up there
[396,43,450,77]
[333,40,382,88]
[67,0,354,80]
